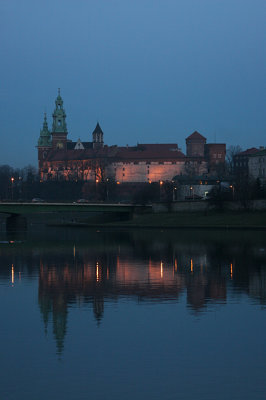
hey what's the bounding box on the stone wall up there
[152,199,266,213]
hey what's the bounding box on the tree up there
[226,145,242,175]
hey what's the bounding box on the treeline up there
[1,162,265,205]
[0,164,38,200]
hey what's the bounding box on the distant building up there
[233,148,259,177]
[249,148,266,184]
[37,91,226,183]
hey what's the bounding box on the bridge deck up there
[0,202,151,215]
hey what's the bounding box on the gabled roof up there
[67,141,93,150]
[45,143,187,162]
[235,147,259,156]
[116,146,186,160]
[186,131,206,142]
[250,148,266,157]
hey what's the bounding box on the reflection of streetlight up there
[190,186,194,199]
[11,177,14,200]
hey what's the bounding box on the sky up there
[0,0,265,168]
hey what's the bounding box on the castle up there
[37,90,226,183]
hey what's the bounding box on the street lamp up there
[159,180,163,201]
[11,177,14,201]
[229,185,235,200]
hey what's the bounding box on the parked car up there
[76,199,89,203]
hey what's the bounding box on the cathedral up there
[37,91,226,183]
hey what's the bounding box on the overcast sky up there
[1,0,265,167]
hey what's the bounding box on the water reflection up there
[0,228,266,355]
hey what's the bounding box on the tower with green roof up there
[51,88,68,150]
[37,112,52,171]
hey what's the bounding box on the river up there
[0,226,266,399]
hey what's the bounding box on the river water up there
[0,226,266,400]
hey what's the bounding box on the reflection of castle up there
[2,230,265,355]
[38,251,226,353]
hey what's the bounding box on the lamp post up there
[190,186,194,200]
[229,184,235,200]
[173,186,177,201]
[159,180,163,201]
[11,177,14,201]
[106,178,109,202]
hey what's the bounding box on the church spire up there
[38,112,52,147]
[92,122,104,148]
[52,88,67,133]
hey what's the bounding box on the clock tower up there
[51,89,68,150]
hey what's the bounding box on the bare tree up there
[226,145,242,175]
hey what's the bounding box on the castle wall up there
[41,159,209,183]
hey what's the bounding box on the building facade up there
[249,149,266,184]
[37,91,226,183]
[233,148,259,177]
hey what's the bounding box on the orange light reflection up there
[11,264,14,285]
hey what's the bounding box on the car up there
[31,198,45,203]
[76,199,89,203]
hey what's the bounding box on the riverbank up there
[54,210,266,230]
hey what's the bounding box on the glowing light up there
[175,259,177,272]
[11,265,14,285]
[117,181,120,185]
[160,181,163,185]
[190,259,193,273]
[96,263,99,282]
[11,177,14,183]
[73,245,76,258]
[96,179,99,183]
[230,263,233,279]
[160,261,163,278]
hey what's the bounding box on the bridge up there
[0,202,150,216]
[0,202,152,234]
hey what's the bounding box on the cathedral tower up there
[51,89,68,150]
[92,122,104,149]
[37,112,52,170]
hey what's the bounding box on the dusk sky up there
[1,0,265,168]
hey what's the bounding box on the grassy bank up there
[98,210,266,229]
